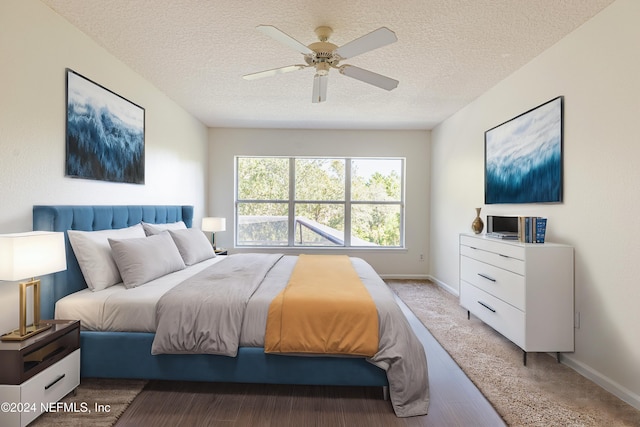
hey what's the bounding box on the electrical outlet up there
[575,311,580,329]
[419,254,424,262]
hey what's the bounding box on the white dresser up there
[459,233,574,364]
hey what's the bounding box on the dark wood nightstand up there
[0,320,80,426]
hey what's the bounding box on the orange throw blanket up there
[264,254,379,357]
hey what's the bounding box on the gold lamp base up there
[1,323,52,341]
[0,278,50,342]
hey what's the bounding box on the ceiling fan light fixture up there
[244,25,399,102]
[315,62,330,76]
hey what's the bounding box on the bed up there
[32,205,429,417]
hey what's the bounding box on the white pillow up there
[68,224,146,291]
[108,232,186,289]
[168,228,216,266]
[142,221,187,236]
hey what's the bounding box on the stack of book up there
[518,217,547,243]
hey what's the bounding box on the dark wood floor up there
[115,296,505,426]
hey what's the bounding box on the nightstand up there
[215,248,228,256]
[0,320,80,427]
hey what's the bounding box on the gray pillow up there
[68,223,146,291]
[108,232,186,288]
[168,228,216,266]
[142,221,187,236]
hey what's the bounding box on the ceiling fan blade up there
[312,74,328,103]
[339,65,399,91]
[256,25,313,55]
[334,27,397,59]
[242,64,307,80]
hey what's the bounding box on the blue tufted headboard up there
[32,205,194,320]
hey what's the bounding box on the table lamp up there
[201,217,226,252]
[0,231,66,341]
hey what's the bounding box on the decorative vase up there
[471,207,484,234]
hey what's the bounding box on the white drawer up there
[460,282,525,348]
[460,255,525,310]
[460,243,525,275]
[0,387,20,427]
[21,349,80,426]
[460,235,525,262]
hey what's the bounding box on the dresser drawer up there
[20,349,80,425]
[460,282,525,348]
[460,255,525,310]
[460,235,525,261]
[460,243,525,275]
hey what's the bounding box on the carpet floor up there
[387,280,640,427]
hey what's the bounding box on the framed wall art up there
[65,69,145,184]
[484,96,563,204]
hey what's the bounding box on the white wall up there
[208,128,430,277]
[0,1,208,333]
[430,0,640,408]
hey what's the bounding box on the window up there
[236,156,404,248]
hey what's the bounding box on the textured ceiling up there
[42,0,614,130]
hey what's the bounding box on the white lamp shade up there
[201,217,226,233]
[0,231,67,281]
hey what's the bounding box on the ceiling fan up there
[243,25,399,103]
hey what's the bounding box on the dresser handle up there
[44,374,65,390]
[477,301,496,313]
[499,254,510,258]
[477,273,496,282]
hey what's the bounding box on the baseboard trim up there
[427,275,459,297]
[379,274,430,280]
[561,354,640,411]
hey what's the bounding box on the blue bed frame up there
[32,205,388,388]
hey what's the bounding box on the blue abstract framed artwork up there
[65,69,145,184]
[484,96,563,204]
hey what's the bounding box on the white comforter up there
[55,256,225,332]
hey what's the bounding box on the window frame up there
[235,156,405,249]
